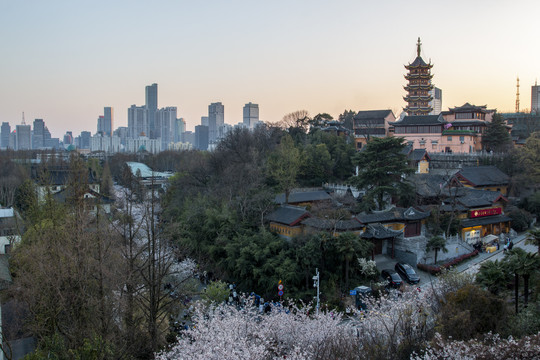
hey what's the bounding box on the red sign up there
[469,207,502,218]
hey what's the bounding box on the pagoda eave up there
[405,64,433,70]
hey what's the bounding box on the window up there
[447,136,452,141]
[459,136,465,142]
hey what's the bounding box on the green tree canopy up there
[350,136,413,210]
[482,113,513,153]
[426,235,448,264]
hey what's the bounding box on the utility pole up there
[313,268,320,315]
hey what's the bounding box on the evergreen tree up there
[482,113,512,152]
[350,137,413,211]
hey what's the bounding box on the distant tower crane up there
[516,77,520,113]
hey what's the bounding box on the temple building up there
[404,38,433,115]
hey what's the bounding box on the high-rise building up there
[80,131,91,149]
[532,82,540,114]
[97,107,114,136]
[104,107,113,136]
[145,83,158,138]
[195,125,209,150]
[243,102,259,129]
[113,126,129,145]
[128,105,148,138]
[429,87,442,115]
[175,118,186,142]
[208,102,224,142]
[97,116,105,135]
[16,124,31,150]
[63,131,73,145]
[183,131,195,145]
[201,116,209,126]
[156,107,177,149]
[403,38,433,115]
[1,122,10,149]
[32,119,45,149]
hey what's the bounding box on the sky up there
[1,0,540,138]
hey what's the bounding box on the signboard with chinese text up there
[469,207,502,218]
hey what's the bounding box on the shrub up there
[417,250,479,275]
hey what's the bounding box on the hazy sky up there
[1,0,539,138]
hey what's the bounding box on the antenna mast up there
[515,77,520,113]
[21,112,26,125]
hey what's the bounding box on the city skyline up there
[1,1,540,138]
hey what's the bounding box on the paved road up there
[375,231,538,289]
[459,232,537,275]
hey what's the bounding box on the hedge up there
[417,250,479,275]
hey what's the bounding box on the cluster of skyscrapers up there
[0,83,261,153]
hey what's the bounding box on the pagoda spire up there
[417,37,422,57]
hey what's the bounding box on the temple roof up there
[406,56,432,68]
[356,206,430,224]
[266,205,310,226]
[389,114,444,126]
[301,217,363,231]
[361,223,402,239]
[456,166,510,187]
[448,103,488,113]
[353,110,393,121]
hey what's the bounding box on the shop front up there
[461,209,511,244]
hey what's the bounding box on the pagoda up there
[403,38,433,115]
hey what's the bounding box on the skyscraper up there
[208,102,224,142]
[156,107,177,149]
[532,82,540,114]
[175,118,186,142]
[243,102,259,129]
[16,124,31,150]
[32,119,45,149]
[1,122,10,149]
[104,107,113,136]
[128,105,148,138]
[97,116,105,135]
[80,131,91,149]
[97,107,114,136]
[145,83,158,138]
[195,125,209,150]
[429,87,442,115]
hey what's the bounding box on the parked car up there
[352,285,373,310]
[395,262,420,284]
[381,269,403,288]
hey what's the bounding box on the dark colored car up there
[395,262,420,284]
[381,269,403,288]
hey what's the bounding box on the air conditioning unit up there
[460,141,465,144]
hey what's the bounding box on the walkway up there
[456,232,536,275]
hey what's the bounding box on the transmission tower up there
[515,77,520,113]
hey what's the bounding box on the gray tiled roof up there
[301,217,362,231]
[448,103,487,113]
[353,110,393,121]
[457,166,509,186]
[409,149,429,162]
[274,190,332,205]
[408,56,429,67]
[454,188,506,208]
[411,173,453,198]
[389,114,444,126]
[266,205,310,226]
[356,207,430,224]
[361,223,402,239]
[461,215,512,228]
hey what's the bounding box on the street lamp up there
[312,268,320,315]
